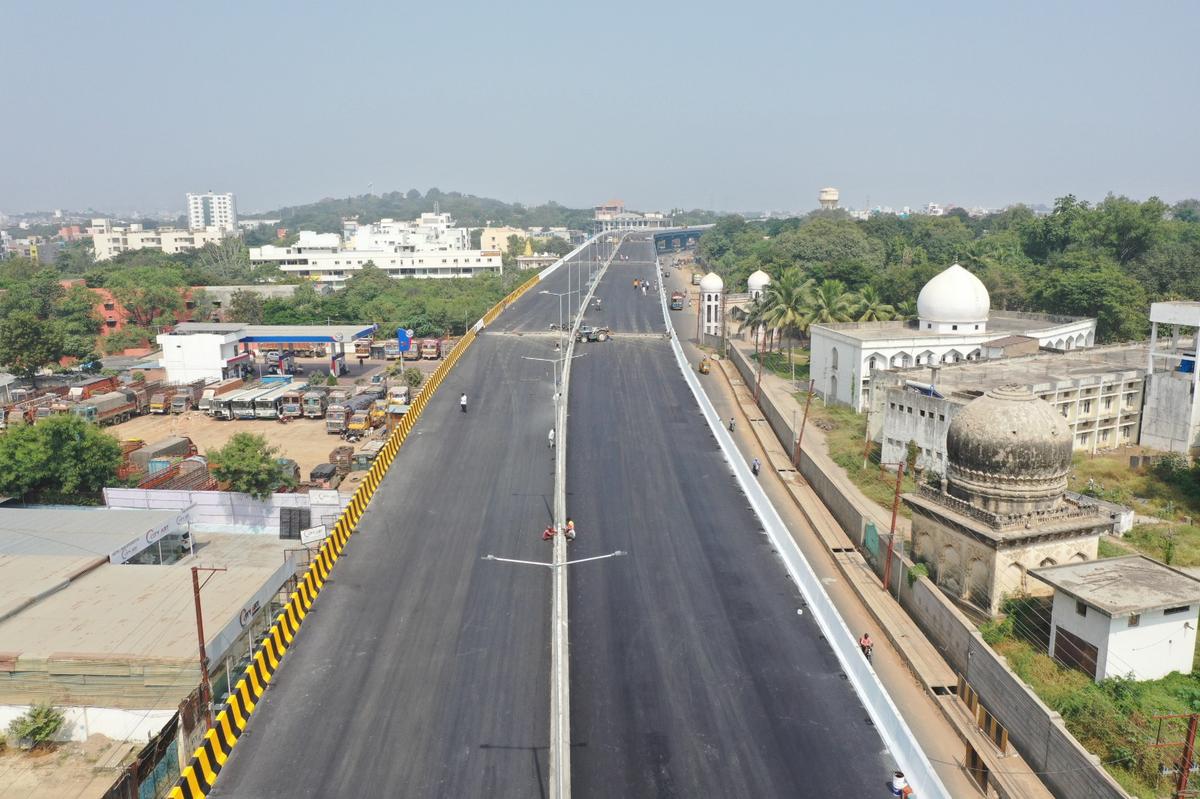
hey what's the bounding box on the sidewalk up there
[665,269,1051,799]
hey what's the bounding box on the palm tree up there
[760,267,813,368]
[854,285,896,322]
[895,299,918,321]
[805,279,857,326]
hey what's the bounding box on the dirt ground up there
[106,355,441,480]
[0,735,133,799]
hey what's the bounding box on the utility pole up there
[192,566,227,730]
[793,379,815,468]
[1152,712,1199,798]
[882,462,904,592]
[862,407,873,469]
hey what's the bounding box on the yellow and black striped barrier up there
[167,274,541,799]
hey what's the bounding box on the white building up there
[89,219,231,261]
[1142,301,1200,453]
[1035,556,1200,682]
[809,264,1097,410]
[593,199,670,232]
[187,192,238,232]
[700,272,724,336]
[156,323,375,383]
[875,343,1148,471]
[249,213,499,287]
[346,213,470,251]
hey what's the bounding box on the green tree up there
[0,415,121,503]
[806,278,858,326]
[208,433,295,499]
[403,367,424,390]
[760,267,814,367]
[228,289,265,323]
[195,237,253,283]
[0,312,65,386]
[106,267,185,328]
[7,703,64,748]
[853,284,896,321]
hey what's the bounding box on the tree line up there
[700,196,1200,343]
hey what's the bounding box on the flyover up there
[189,232,938,798]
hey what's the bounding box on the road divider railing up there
[167,272,544,799]
[653,257,950,799]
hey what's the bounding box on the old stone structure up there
[903,385,1112,615]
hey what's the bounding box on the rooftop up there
[0,507,185,562]
[170,322,376,342]
[1033,555,1200,616]
[0,533,296,708]
[884,343,1152,398]
[816,310,1087,343]
[985,334,1040,348]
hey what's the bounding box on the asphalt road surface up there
[211,334,565,798]
[491,240,607,334]
[565,240,888,796]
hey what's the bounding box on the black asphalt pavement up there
[566,241,887,796]
[211,335,564,799]
[491,241,606,334]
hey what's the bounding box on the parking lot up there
[106,351,448,483]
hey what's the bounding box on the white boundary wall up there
[0,704,175,743]
[654,260,950,799]
[103,488,350,536]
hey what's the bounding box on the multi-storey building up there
[249,213,502,286]
[89,219,229,261]
[186,192,238,232]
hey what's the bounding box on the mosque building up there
[809,264,1097,410]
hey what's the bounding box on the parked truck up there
[170,381,206,414]
[72,390,138,426]
[325,393,374,435]
[279,387,305,420]
[402,342,421,362]
[67,376,118,402]
[383,340,400,360]
[420,338,442,360]
[149,392,170,414]
[302,389,328,419]
[355,339,374,359]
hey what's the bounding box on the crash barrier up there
[654,263,951,799]
[167,275,543,799]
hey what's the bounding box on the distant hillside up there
[257,189,595,234]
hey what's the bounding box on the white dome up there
[747,270,771,292]
[699,272,724,292]
[917,264,989,324]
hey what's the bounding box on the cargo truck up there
[326,393,374,434]
[383,340,400,360]
[302,389,328,419]
[420,338,442,360]
[149,392,170,414]
[170,382,205,414]
[72,390,138,426]
[355,339,373,359]
[279,387,305,419]
[402,343,421,362]
[670,291,685,311]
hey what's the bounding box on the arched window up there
[831,348,839,370]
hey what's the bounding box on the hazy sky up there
[2,1,1197,215]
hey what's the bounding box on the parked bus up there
[232,385,278,420]
[212,386,258,420]
[254,382,296,419]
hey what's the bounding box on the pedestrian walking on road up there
[548,427,555,448]
[728,416,736,432]
[460,393,468,413]
[751,457,761,477]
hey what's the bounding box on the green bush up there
[7,704,64,748]
[906,562,928,587]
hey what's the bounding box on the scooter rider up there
[859,632,874,661]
